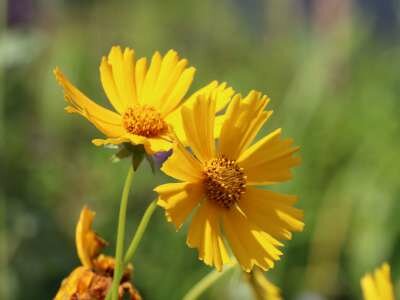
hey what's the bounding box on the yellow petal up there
[238,128,300,185]
[219,91,272,160]
[186,201,230,271]
[181,94,216,163]
[166,96,228,146]
[161,140,203,182]
[248,268,282,300]
[238,187,304,240]
[139,51,162,104]
[183,81,235,113]
[107,46,136,109]
[155,182,204,229]
[54,67,125,138]
[54,266,93,300]
[145,136,174,154]
[100,57,125,114]
[361,263,395,300]
[76,206,107,268]
[160,66,196,116]
[222,206,283,272]
[135,57,148,100]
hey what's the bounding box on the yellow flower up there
[361,263,395,300]
[155,90,304,272]
[246,268,282,300]
[54,206,141,300]
[54,46,233,154]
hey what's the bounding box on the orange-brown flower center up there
[122,105,168,137]
[203,156,246,209]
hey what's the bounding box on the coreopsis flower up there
[361,263,395,300]
[54,206,141,300]
[155,90,304,272]
[246,268,282,300]
[54,46,233,154]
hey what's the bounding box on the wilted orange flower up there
[54,46,233,154]
[361,263,395,300]
[54,207,141,300]
[155,90,304,272]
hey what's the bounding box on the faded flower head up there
[54,207,141,300]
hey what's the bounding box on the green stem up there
[124,199,158,264]
[109,166,135,300]
[182,261,237,300]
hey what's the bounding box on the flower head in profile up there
[361,262,395,300]
[155,90,304,271]
[54,46,233,154]
[54,206,141,300]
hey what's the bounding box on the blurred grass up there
[1,0,400,299]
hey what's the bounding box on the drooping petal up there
[237,128,300,185]
[54,68,125,138]
[186,201,231,271]
[219,91,272,160]
[76,206,107,268]
[161,140,203,182]
[361,263,395,300]
[155,182,204,229]
[237,187,304,240]
[222,206,283,272]
[181,94,216,162]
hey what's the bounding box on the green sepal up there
[111,143,146,172]
[131,146,145,171]
[145,153,156,174]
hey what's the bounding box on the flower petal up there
[139,51,162,105]
[237,128,300,185]
[219,91,271,160]
[361,263,395,300]
[222,206,283,272]
[100,47,138,113]
[187,201,230,271]
[76,206,107,268]
[181,94,216,163]
[183,81,235,113]
[155,182,204,229]
[54,67,124,138]
[161,141,203,182]
[237,187,304,240]
[54,266,93,300]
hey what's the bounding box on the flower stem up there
[124,199,158,264]
[182,261,237,300]
[109,165,135,300]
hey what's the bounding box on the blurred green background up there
[1,0,400,299]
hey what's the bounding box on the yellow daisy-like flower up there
[54,46,233,154]
[361,263,395,300]
[54,206,141,300]
[155,90,304,272]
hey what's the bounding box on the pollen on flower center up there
[203,156,246,209]
[122,105,168,137]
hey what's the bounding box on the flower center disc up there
[203,156,246,209]
[122,105,168,137]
